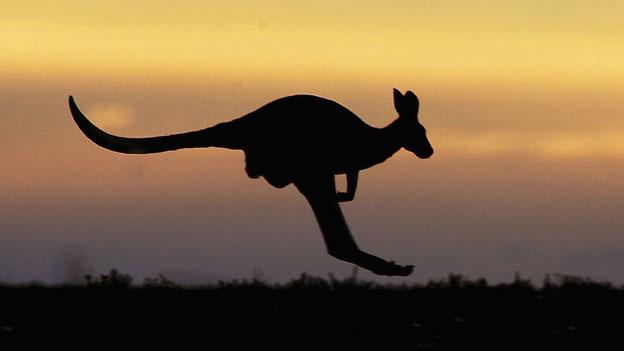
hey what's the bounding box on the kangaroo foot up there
[370,261,414,277]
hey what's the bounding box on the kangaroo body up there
[69,89,433,276]
[216,95,399,188]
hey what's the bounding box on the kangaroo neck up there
[358,119,403,170]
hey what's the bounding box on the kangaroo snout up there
[415,147,434,159]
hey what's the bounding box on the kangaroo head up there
[392,88,434,159]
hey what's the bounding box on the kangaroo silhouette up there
[69,89,433,276]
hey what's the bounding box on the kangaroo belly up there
[243,140,355,190]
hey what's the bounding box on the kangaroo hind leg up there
[294,175,413,277]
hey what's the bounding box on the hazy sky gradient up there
[1,1,622,284]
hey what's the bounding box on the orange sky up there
[1,1,623,284]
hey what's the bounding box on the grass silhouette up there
[1,269,622,349]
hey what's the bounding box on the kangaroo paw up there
[335,192,354,202]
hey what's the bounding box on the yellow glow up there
[538,131,624,157]
[85,104,136,130]
[1,1,623,84]
[440,130,624,157]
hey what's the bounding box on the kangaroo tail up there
[69,96,220,154]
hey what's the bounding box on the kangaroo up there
[69,88,433,276]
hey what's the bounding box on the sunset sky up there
[1,1,623,284]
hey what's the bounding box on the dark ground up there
[1,270,622,350]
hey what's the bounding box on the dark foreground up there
[1,271,623,349]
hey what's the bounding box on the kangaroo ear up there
[404,91,419,108]
[393,88,404,113]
